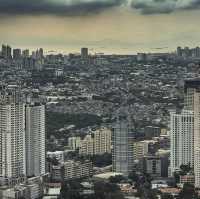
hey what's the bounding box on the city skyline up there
[1,1,200,54]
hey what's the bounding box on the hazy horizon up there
[1,1,200,54]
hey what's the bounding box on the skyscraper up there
[170,79,200,187]
[26,103,46,177]
[0,86,46,181]
[112,121,134,176]
[170,110,194,175]
[13,49,22,60]
[81,48,88,59]
[184,79,200,187]
[0,87,26,178]
[1,45,12,59]
[1,45,7,58]
[6,45,12,59]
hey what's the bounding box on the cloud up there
[131,0,200,14]
[1,0,200,16]
[0,0,125,16]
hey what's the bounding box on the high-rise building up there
[177,46,182,57]
[0,87,46,181]
[170,110,194,175]
[81,48,88,59]
[6,45,12,59]
[1,44,7,58]
[25,103,46,177]
[1,45,12,59]
[22,49,29,58]
[112,121,134,176]
[13,49,21,60]
[184,79,200,187]
[0,88,26,178]
[39,48,44,59]
[170,79,200,187]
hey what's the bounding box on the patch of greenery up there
[46,112,102,136]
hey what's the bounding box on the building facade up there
[26,103,46,177]
[170,110,194,175]
[0,89,26,178]
[112,121,134,176]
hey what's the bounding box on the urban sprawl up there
[0,44,200,198]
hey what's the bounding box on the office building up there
[1,44,7,58]
[143,156,162,178]
[25,103,46,177]
[143,155,168,178]
[81,48,88,59]
[13,49,21,60]
[112,121,134,176]
[1,45,12,59]
[184,79,200,187]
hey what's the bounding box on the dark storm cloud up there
[1,0,200,16]
[0,0,125,16]
[131,0,200,14]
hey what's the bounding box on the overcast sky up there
[0,0,200,54]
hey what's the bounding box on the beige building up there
[94,127,112,155]
[79,134,94,155]
[68,136,81,150]
[79,127,112,155]
[133,140,157,160]
[63,160,93,180]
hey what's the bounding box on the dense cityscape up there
[0,44,200,198]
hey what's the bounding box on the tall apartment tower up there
[0,88,26,178]
[112,121,134,176]
[26,103,46,177]
[183,79,200,187]
[170,110,194,175]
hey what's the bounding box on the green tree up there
[94,181,124,199]
[161,193,173,199]
[60,180,83,199]
[109,175,125,183]
[128,171,139,182]
[178,183,198,199]
[180,164,192,175]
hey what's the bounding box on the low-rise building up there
[63,160,93,180]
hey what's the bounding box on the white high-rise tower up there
[170,79,200,187]
[0,88,26,178]
[170,110,194,175]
